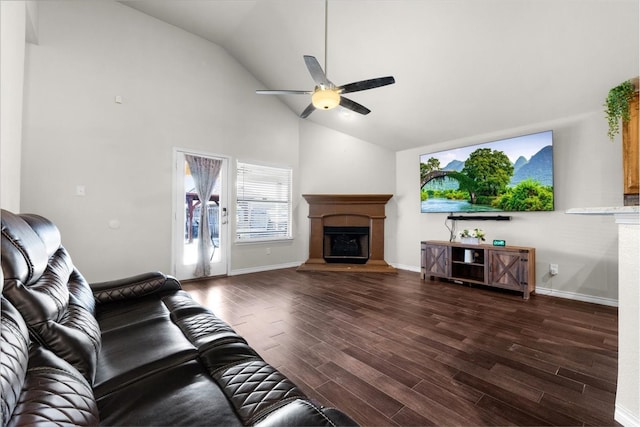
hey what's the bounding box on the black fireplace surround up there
[323,226,370,264]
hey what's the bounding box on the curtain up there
[185,155,222,277]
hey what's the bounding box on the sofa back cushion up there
[1,210,101,383]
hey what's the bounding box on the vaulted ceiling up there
[121,0,639,151]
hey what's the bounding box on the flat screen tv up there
[420,130,554,213]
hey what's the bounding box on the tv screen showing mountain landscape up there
[420,130,554,213]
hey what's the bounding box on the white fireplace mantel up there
[566,205,640,223]
[567,206,639,426]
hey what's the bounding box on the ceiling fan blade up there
[339,76,395,94]
[256,90,312,95]
[300,103,316,118]
[303,55,332,87]
[339,97,371,115]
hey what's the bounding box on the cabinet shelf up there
[421,240,536,300]
[452,261,484,267]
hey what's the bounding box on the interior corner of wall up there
[26,1,39,45]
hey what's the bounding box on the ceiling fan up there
[256,0,395,119]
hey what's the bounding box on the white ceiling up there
[121,0,639,151]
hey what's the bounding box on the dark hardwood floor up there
[182,268,619,426]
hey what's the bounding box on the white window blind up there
[236,162,292,241]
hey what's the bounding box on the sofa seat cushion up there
[93,314,197,398]
[96,360,243,427]
[95,294,174,333]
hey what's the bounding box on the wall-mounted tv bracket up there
[446,215,512,221]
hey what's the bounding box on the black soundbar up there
[446,215,512,221]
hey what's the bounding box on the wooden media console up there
[421,240,536,299]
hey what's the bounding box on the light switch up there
[76,185,86,196]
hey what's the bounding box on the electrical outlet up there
[266,247,271,255]
[550,263,559,276]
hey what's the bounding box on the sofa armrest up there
[91,272,181,304]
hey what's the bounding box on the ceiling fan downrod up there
[324,0,329,78]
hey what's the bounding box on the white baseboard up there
[616,404,640,427]
[535,287,618,307]
[390,263,419,272]
[229,262,302,276]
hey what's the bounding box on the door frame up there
[171,147,230,279]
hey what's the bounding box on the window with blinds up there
[236,162,292,242]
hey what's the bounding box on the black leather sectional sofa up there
[1,209,357,426]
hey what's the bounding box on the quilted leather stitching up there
[214,360,306,425]
[1,316,29,423]
[93,277,166,303]
[163,294,196,310]
[180,313,238,342]
[10,366,99,426]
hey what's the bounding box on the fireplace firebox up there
[324,226,369,264]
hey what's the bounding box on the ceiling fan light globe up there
[312,89,340,110]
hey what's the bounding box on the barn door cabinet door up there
[489,250,530,296]
[421,242,450,279]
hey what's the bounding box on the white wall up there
[616,219,640,426]
[298,120,396,261]
[20,1,302,282]
[0,1,27,212]
[394,112,623,303]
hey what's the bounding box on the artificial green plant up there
[604,80,635,141]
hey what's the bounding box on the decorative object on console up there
[463,249,474,263]
[459,228,485,244]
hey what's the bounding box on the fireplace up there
[298,194,396,272]
[324,226,369,264]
